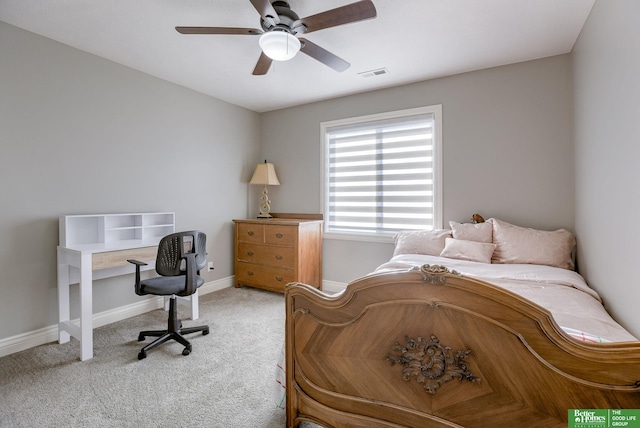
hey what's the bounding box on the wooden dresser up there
[233,214,323,293]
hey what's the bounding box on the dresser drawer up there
[235,262,296,292]
[264,225,296,246]
[237,242,295,268]
[236,223,264,243]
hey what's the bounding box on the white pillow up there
[439,238,497,264]
[393,229,452,256]
[488,218,576,270]
[449,221,493,243]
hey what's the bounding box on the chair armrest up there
[127,259,148,295]
[183,253,199,296]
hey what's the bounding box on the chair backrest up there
[155,231,207,277]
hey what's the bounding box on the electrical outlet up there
[207,261,214,272]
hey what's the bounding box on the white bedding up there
[374,254,637,343]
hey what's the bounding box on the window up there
[321,105,442,241]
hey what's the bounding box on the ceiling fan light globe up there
[259,31,300,61]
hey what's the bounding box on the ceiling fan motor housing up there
[261,1,306,34]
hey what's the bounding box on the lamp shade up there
[250,161,280,185]
[258,31,301,61]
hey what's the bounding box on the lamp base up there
[257,184,273,218]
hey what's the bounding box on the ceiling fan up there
[176,0,377,75]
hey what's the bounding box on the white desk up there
[57,241,200,361]
[56,212,192,361]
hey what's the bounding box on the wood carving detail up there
[415,264,460,285]
[387,335,480,395]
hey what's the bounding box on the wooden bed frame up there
[285,264,640,427]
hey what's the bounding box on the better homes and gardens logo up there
[569,409,640,428]
[571,410,607,427]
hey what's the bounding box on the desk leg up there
[165,292,199,320]
[57,248,71,344]
[191,291,199,320]
[79,253,93,361]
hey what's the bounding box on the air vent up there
[358,68,389,78]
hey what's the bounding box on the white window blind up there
[323,106,441,238]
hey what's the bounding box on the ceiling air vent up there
[358,68,389,78]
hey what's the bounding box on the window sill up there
[323,232,395,244]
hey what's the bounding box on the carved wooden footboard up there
[285,265,640,428]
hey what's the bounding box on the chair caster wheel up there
[203,328,210,336]
[182,347,191,356]
[138,334,145,342]
[138,351,147,360]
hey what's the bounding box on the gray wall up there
[573,0,640,337]
[261,55,575,282]
[4,0,639,346]
[0,22,260,339]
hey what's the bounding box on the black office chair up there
[128,230,209,360]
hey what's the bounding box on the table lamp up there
[250,160,280,218]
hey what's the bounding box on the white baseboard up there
[198,276,235,296]
[0,276,234,359]
[321,279,348,294]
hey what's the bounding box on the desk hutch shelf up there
[60,212,175,250]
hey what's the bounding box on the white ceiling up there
[0,0,594,113]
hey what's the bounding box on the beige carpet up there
[0,286,289,427]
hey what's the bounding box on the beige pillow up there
[449,221,493,243]
[488,218,576,269]
[440,238,497,264]
[393,229,452,256]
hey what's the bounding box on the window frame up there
[320,105,443,243]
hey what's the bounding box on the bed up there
[284,217,640,427]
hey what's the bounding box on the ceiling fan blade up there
[252,52,273,75]
[176,26,262,35]
[249,0,280,25]
[299,0,376,34]
[299,38,350,72]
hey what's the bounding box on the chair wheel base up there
[135,297,209,359]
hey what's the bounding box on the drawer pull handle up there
[247,271,254,276]
[247,251,254,256]
[247,230,255,236]
[275,233,283,239]
[275,276,283,282]
[275,254,283,260]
